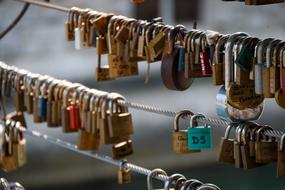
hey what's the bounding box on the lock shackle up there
[164,174,186,190]
[241,122,259,144]
[224,122,238,139]
[71,85,87,104]
[266,39,282,68]
[235,124,246,143]
[256,125,273,142]
[202,183,221,190]
[279,134,285,151]
[180,179,202,190]
[147,169,168,190]
[189,113,205,128]
[91,91,107,113]
[174,177,187,190]
[224,32,249,90]
[108,92,127,114]
[257,38,274,64]
[173,110,193,132]
[214,35,229,64]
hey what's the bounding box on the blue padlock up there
[37,96,48,119]
[178,47,186,72]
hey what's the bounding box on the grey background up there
[0,0,285,189]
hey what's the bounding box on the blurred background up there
[1,0,285,189]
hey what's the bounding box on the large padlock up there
[255,126,277,164]
[107,95,133,138]
[217,123,237,164]
[99,95,129,145]
[172,110,195,154]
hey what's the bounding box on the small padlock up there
[117,161,131,184]
[255,126,277,164]
[112,139,133,160]
[217,123,237,164]
[12,123,27,168]
[69,90,82,130]
[172,110,195,154]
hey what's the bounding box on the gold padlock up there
[107,95,133,138]
[173,110,198,154]
[112,140,133,160]
[12,123,27,168]
[117,161,131,184]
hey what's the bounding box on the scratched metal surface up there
[0,0,285,189]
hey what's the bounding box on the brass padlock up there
[277,134,285,178]
[12,123,27,168]
[112,139,133,160]
[117,161,131,184]
[99,95,129,145]
[240,122,263,169]
[1,126,17,172]
[234,124,244,169]
[212,35,228,85]
[172,110,194,154]
[255,126,277,164]
[107,95,133,138]
[217,123,237,164]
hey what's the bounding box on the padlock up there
[61,84,79,133]
[240,122,263,169]
[13,72,26,112]
[69,89,83,130]
[47,81,60,127]
[217,123,237,164]
[161,26,193,91]
[147,169,168,190]
[255,38,274,95]
[117,161,131,184]
[33,76,48,123]
[107,96,133,138]
[77,128,101,151]
[263,39,281,98]
[12,123,27,168]
[200,35,212,76]
[233,124,244,169]
[24,73,38,114]
[99,95,129,145]
[255,126,277,164]
[188,114,211,151]
[172,110,195,154]
[37,80,51,121]
[275,48,285,109]
[1,125,17,172]
[112,140,133,160]
[212,35,228,85]
[277,134,285,178]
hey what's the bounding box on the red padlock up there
[69,104,81,130]
[69,88,84,130]
[200,50,212,76]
